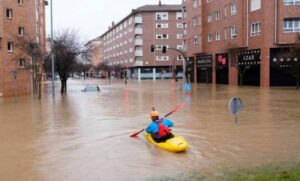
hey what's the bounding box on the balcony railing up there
[135,28,143,34]
[134,61,143,66]
[135,39,143,45]
[135,50,143,56]
[134,17,143,24]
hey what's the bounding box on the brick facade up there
[90,4,184,79]
[183,0,300,87]
[0,0,46,97]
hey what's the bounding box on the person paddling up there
[145,108,174,142]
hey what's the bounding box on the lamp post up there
[151,45,188,83]
[50,0,55,97]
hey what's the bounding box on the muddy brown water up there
[0,79,300,181]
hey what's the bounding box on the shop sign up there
[238,49,261,66]
[196,55,212,69]
[216,53,228,69]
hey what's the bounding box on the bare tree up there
[290,33,300,89]
[15,36,48,99]
[279,33,300,89]
[226,43,247,86]
[51,29,91,94]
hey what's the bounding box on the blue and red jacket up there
[145,119,174,138]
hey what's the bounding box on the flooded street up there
[1,79,300,181]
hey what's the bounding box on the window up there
[129,17,133,24]
[193,0,198,8]
[8,42,14,52]
[251,22,261,36]
[156,56,169,61]
[215,32,221,40]
[207,0,212,3]
[156,12,168,20]
[283,0,300,5]
[215,10,221,20]
[208,13,212,22]
[156,34,169,39]
[19,27,24,36]
[208,33,213,42]
[18,0,24,5]
[231,26,237,38]
[156,45,168,50]
[177,45,184,50]
[156,23,168,28]
[6,9,13,19]
[231,1,237,16]
[176,12,183,20]
[177,55,183,60]
[19,59,25,67]
[193,17,199,27]
[177,23,184,28]
[177,34,183,39]
[194,36,199,45]
[283,18,300,32]
[251,0,261,11]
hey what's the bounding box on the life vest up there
[155,123,171,138]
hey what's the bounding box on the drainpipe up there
[246,0,249,47]
[274,0,278,44]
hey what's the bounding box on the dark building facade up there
[183,0,300,87]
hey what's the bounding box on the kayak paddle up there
[130,103,184,137]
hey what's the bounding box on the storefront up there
[215,53,229,84]
[238,49,261,86]
[196,55,212,84]
[270,48,298,86]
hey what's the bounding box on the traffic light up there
[162,46,167,53]
[151,45,155,52]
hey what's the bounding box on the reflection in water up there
[0,79,300,180]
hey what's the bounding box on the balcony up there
[135,39,143,45]
[134,17,143,24]
[135,50,143,56]
[135,28,143,34]
[134,61,143,66]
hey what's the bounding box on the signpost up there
[229,97,243,124]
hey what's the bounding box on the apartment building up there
[183,0,300,87]
[85,37,103,66]
[98,3,184,79]
[0,0,47,96]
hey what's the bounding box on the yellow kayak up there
[144,131,188,152]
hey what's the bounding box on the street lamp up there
[45,0,55,96]
[151,45,188,83]
[50,0,55,97]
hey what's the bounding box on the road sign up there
[229,97,243,123]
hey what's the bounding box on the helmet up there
[150,111,159,118]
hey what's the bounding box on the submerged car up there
[82,85,100,92]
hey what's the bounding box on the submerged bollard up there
[229,97,243,124]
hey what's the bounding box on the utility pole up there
[50,0,55,97]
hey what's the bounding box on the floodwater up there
[0,79,300,181]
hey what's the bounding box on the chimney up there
[158,0,162,6]
[112,21,115,27]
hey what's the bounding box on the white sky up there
[46,0,182,43]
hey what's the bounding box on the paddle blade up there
[130,129,144,137]
[163,103,184,118]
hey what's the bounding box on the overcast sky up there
[46,0,181,43]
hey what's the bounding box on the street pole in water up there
[50,0,55,97]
